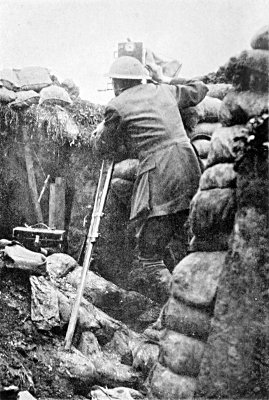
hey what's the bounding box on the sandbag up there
[113,159,139,181]
[189,188,236,236]
[195,96,222,122]
[0,87,17,103]
[163,297,211,341]
[147,363,196,400]
[39,85,72,106]
[189,232,230,252]
[159,330,205,376]
[191,122,221,138]
[219,90,269,126]
[199,163,237,190]
[191,138,210,159]
[171,251,226,307]
[30,276,60,330]
[206,83,233,100]
[251,25,269,50]
[9,90,40,109]
[206,124,245,167]
[0,68,19,90]
[17,67,52,92]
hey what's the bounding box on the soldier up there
[91,56,208,302]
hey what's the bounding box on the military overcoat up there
[93,80,208,221]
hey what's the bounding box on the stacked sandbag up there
[0,66,53,108]
[194,27,269,399]
[146,49,251,400]
[111,158,139,205]
[182,85,232,166]
[0,67,74,110]
[189,124,243,252]
[145,250,226,399]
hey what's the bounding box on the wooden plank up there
[49,178,65,229]
[23,126,43,223]
[49,183,56,228]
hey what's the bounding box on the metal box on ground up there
[13,226,65,252]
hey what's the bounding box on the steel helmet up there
[106,56,150,80]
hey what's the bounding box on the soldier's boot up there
[138,258,172,304]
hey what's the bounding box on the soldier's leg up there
[137,215,173,303]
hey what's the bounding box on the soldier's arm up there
[168,79,208,108]
[91,106,122,157]
[147,64,208,108]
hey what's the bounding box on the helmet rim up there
[105,56,150,80]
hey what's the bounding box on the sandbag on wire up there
[189,188,236,237]
[113,159,139,181]
[9,90,40,109]
[39,85,72,107]
[199,163,237,190]
[194,96,222,122]
[206,83,233,100]
[251,25,269,50]
[206,124,246,167]
[219,90,269,126]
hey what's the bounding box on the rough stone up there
[78,332,140,387]
[46,253,78,279]
[30,276,60,330]
[171,251,226,307]
[91,386,144,399]
[132,339,159,374]
[66,267,158,329]
[159,330,205,376]
[57,347,96,383]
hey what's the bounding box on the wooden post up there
[23,125,43,224]
[49,177,65,229]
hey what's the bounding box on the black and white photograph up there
[0,1,268,399]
